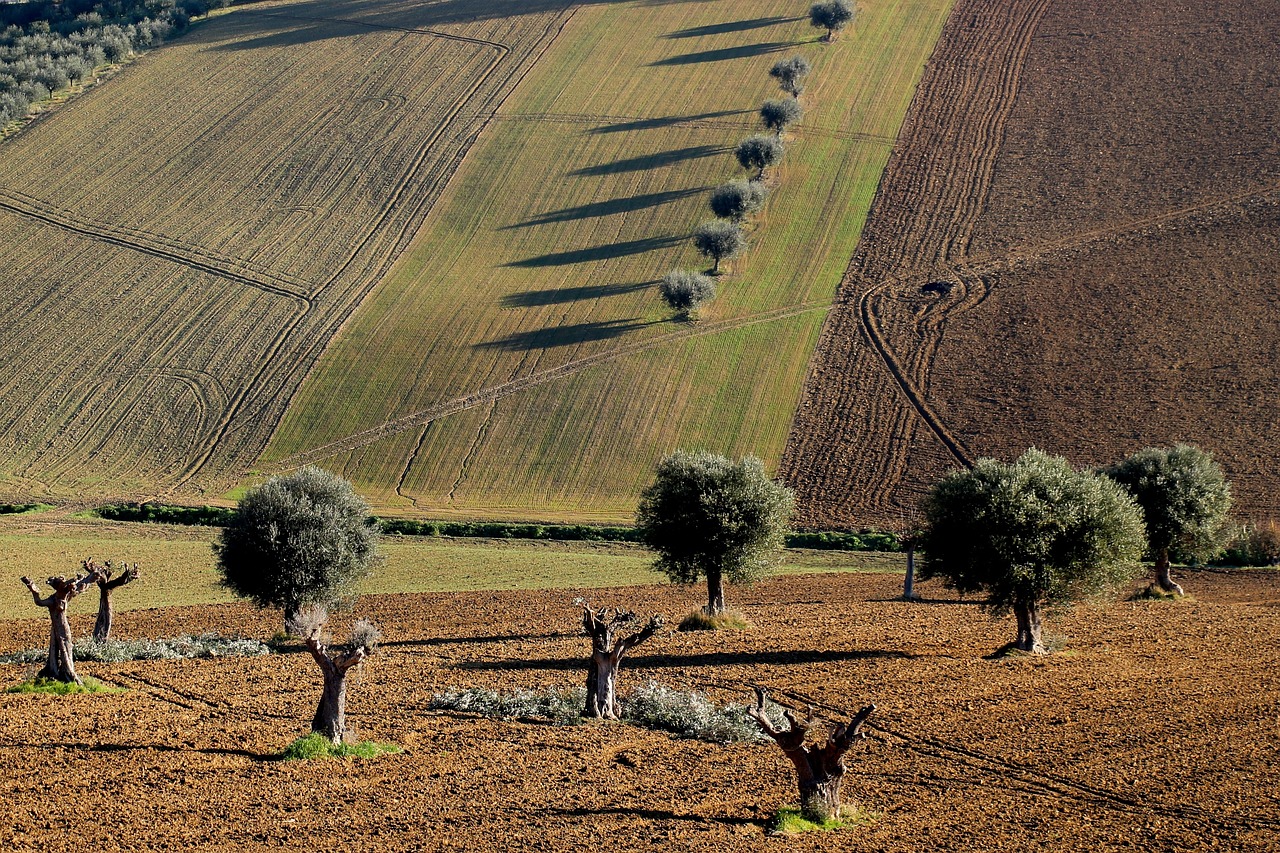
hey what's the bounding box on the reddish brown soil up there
[2,570,1278,851]
[784,0,1280,529]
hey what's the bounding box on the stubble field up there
[785,0,1280,528]
[1,569,1277,851]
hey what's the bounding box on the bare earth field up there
[2,570,1278,851]
[785,0,1280,528]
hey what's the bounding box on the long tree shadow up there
[3,740,279,761]
[570,146,726,177]
[505,188,705,229]
[380,632,574,649]
[504,235,682,267]
[664,16,803,38]
[457,648,915,671]
[589,110,748,134]
[474,318,660,351]
[649,41,796,66]
[544,806,756,827]
[501,281,654,308]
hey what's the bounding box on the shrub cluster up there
[1214,520,1280,567]
[427,687,588,725]
[0,0,226,126]
[96,501,235,525]
[0,632,271,665]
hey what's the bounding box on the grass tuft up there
[6,676,122,695]
[768,805,875,835]
[677,610,751,631]
[1129,585,1188,602]
[278,732,402,761]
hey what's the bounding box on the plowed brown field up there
[784,0,1280,528]
[2,570,1278,851]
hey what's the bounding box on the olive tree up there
[93,560,139,642]
[735,134,784,179]
[810,0,855,40]
[760,98,802,135]
[288,606,380,744]
[580,603,663,719]
[919,449,1146,654]
[214,466,380,633]
[709,179,768,221]
[636,451,794,616]
[692,220,746,274]
[1102,445,1233,596]
[19,560,107,684]
[659,269,716,317]
[769,55,811,96]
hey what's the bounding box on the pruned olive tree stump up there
[288,608,380,744]
[581,603,663,719]
[93,560,139,642]
[747,688,876,823]
[20,560,107,684]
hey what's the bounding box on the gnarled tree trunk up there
[304,635,367,744]
[93,562,139,642]
[1154,548,1184,596]
[21,560,107,684]
[581,604,663,720]
[748,688,875,823]
[1013,598,1046,654]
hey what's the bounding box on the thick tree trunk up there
[902,546,919,601]
[42,604,80,685]
[581,605,662,720]
[1154,548,1184,595]
[312,667,349,744]
[1013,599,1046,654]
[93,564,139,642]
[748,690,875,824]
[706,572,726,616]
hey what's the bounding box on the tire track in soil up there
[782,0,1052,526]
[267,301,832,474]
[168,9,581,501]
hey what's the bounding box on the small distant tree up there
[692,220,746,274]
[735,134,784,179]
[760,98,803,135]
[636,451,794,616]
[580,603,663,719]
[93,560,139,642]
[1102,445,1233,596]
[920,449,1146,654]
[19,560,107,684]
[810,0,856,41]
[748,688,875,823]
[289,606,380,744]
[769,55,812,96]
[709,179,768,221]
[659,269,716,317]
[214,466,380,633]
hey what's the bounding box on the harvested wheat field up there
[2,570,1277,851]
[785,0,1280,529]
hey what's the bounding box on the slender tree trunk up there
[902,546,919,601]
[1154,548,1184,595]
[1013,599,1046,654]
[706,572,726,616]
[312,665,349,744]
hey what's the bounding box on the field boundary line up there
[268,301,831,473]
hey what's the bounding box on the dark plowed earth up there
[1,570,1277,851]
[783,0,1280,529]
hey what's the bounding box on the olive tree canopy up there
[214,466,380,629]
[810,0,855,40]
[692,220,747,273]
[1102,445,1233,595]
[659,269,716,316]
[769,55,811,96]
[636,451,794,616]
[735,134,784,179]
[920,448,1146,653]
[709,179,767,221]
[760,98,802,135]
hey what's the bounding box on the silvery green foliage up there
[0,633,272,664]
[214,466,380,615]
[426,682,788,743]
[733,135,783,177]
[349,619,381,652]
[810,0,856,36]
[768,55,811,96]
[659,269,716,315]
[636,451,795,587]
[691,220,747,270]
[760,98,802,134]
[427,687,587,725]
[1102,445,1233,562]
[624,681,784,743]
[708,180,768,221]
